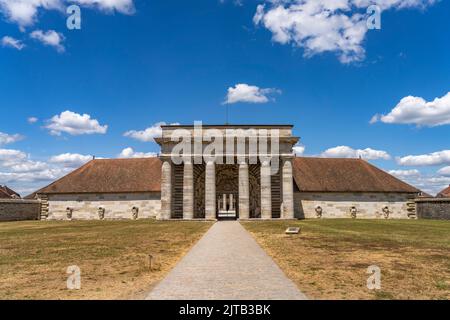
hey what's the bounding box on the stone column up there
[282,159,294,219]
[260,161,272,219]
[183,161,194,219]
[205,161,216,220]
[160,160,172,220]
[239,161,250,219]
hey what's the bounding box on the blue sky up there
[0,0,449,195]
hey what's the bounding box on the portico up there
[155,124,299,220]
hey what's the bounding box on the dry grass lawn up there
[242,219,450,300]
[0,219,212,300]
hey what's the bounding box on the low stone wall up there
[45,192,161,220]
[294,192,415,219]
[415,198,450,220]
[0,199,41,222]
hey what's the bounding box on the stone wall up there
[415,198,450,220]
[294,192,415,219]
[0,199,41,222]
[45,192,161,220]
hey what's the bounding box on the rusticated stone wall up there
[294,192,415,219]
[45,192,161,220]
[0,199,41,221]
[416,198,450,220]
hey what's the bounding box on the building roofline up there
[161,124,295,128]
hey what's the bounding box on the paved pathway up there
[146,221,307,300]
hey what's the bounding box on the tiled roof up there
[437,185,450,198]
[33,157,419,195]
[292,157,419,193]
[0,185,20,198]
[35,158,161,194]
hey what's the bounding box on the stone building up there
[0,185,20,199]
[31,124,420,220]
[437,185,450,198]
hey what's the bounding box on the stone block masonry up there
[45,192,161,220]
[294,192,415,219]
[0,199,41,221]
[416,198,450,220]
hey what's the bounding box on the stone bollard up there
[148,254,161,271]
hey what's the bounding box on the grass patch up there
[0,219,212,300]
[241,219,450,300]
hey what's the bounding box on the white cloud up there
[49,153,92,167]
[397,150,450,166]
[0,149,48,173]
[1,35,24,49]
[45,110,108,136]
[71,0,135,14]
[8,160,49,173]
[0,167,71,183]
[0,148,27,162]
[293,144,305,155]
[0,0,134,28]
[27,117,38,124]
[0,0,62,27]
[30,29,65,52]
[118,147,157,158]
[124,122,179,142]
[0,148,93,195]
[371,92,450,127]
[397,172,450,196]
[321,145,391,160]
[254,0,436,63]
[388,169,420,177]
[224,83,280,104]
[0,132,24,146]
[437,166,450,177]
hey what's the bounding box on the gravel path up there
[146,221,307,300]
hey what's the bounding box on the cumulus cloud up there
[321,145,391,160]
[45,110,108,136]
[27,117,38,124]
[0,149,93,194]
[118,147,157,158]
[293,144,305,155]
[224,83,281,104]
[8,160,49,173]
[254,0,436,63]
[0,0,62,27]
[49,153,92,167]
[30,29,65,52]
[394,171,450,196]
[437,166,450,177]
[0,132,24,146]
[371,92,450,127]
[71,0,135,14]
[0,167,70,183]
[124,122,179,142]
[0,148,27,166]
[0,148,97,195]
[1,35,24,49]
[0,0,134,28]
[388,169,420,177]
[397,150,450,166]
